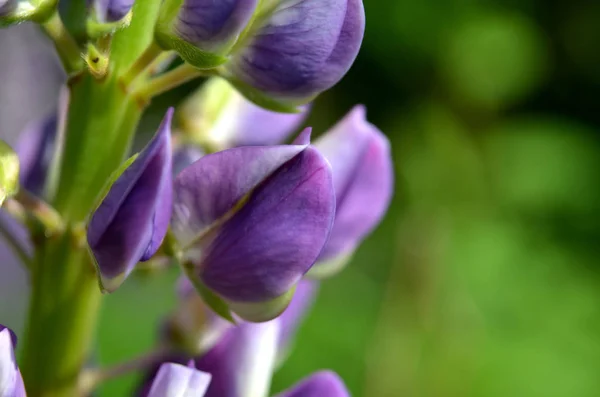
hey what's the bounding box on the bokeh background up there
[2,0,600,396]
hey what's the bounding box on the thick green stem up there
[19,2,165,396]
[20,231,102,397]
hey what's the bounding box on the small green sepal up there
[227,286,297,323]
[86,10,132,39]
[84,43,109,79]
[306,253,354,279]
[0,140,20,206]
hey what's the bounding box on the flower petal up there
[172,142,308,248]
[15,113,57,196]
[227,0,364,105]
[314,105,393,263]
[147,362,211,397]
[195,320,280,397]
[92,0,135,23]
[275,371,350,397]
[0,326,25,397]
[175,0,259,53]
[198,145,335,303]
[88,109,173,292]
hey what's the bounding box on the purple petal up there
[196,145,335,302]
[315,106,393,262]
[0,327,25,397]
[229,0,364,103]
[176,0,259,53]
[147,362,211,397]
[275,371,350,397]
[195,320,280,397]
[172,142,308,248]
[91,0,135,23]
[15,113,57,196]
[87,109,173,292]
[278,280,317,353]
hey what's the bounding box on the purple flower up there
[225,0,365,109]
[15,113,57,196]
[171,129,335,321]
[178,78,310,151]
[0,325,26,397]
[147,362,211,397]
[155,0,259,68]
[89,0,135,23]
[311,106,393,276]
[87,109,173,292]
[275,371,350,397]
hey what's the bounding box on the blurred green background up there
[3,0,600,396]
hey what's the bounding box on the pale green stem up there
[79,345,172,394]
[12,190,64,235]
[41,12,83,75]
[132,63,214,101]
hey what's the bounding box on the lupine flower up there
[155,0,259,68]
[15,113,57,196]
[173,145,204,177]
[87,109,173,292]
[225,0,366,110]
[147,362,211,397]
[88,0,135,23]
[178,78,310,151]
[0,325,26,397]
[171,129,335,321]
[274,371,350,397]
[310,105,393,277]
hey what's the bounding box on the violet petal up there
[315,105,393,263]
[147,362,211,397]
[176,0,259,53]
[275,371,350,397]
[87,109,173,292]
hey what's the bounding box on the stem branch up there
[41,12,83,75]
[132,63,213,100]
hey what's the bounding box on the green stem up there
[13,190,64,235]
[119,41,164,87]
[133,63,211,100]
[41,12,83,75]
[20,231,102,397]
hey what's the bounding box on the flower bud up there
[178,78,309,151]
[147,362,211,397]
[311,106,393,277]
[155,0,259,69]
[172,129,335,321]
[275,371,350,397]
[0,140,19,207]
[224,0,365,111]
[15,113,57,196]
[88,0,134,23]
[0,325,26,397]
[87,109,173,292]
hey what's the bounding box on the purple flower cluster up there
[0,0,392,395]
